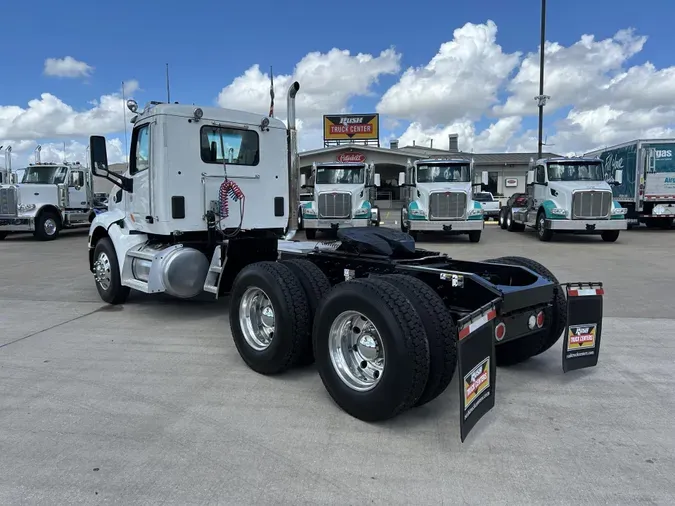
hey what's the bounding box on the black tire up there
[468,230,481,243]
[312,277,430,421]
[536,210,553,242]
[93,237,130,305]
[0,231,7,240]
[377,274,457,407]
[484,256,567,365]
[34,211,60,241]
[499,208,507,229]
[281,258,332,366]
[601,230,620,242]
[305,228,317,240]
[229,261,311,375]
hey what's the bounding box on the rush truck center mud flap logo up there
[562,283,604,373]
[457,300,498,442]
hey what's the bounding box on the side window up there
[535,165,546,183]
[130,124,150,175]
[200,126,259,166]
[69,170,84,187]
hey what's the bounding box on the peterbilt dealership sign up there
[323,114,379,141]
[336,152,366,163]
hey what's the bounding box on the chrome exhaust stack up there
[284,81,301,241]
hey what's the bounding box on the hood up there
[549,181,612,193]
[314,183,365,194]
[16,184,60,207]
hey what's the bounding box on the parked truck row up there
[81,83,606,441]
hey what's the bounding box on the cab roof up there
[416,158,471,164]
[134,102,287,130]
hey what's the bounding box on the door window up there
[535,165,546,184]
[70,170,84,187]
[130,124,150,175]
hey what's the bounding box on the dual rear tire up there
[229,262,459,422]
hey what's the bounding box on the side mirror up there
[90,135,110,177]
[300,173,306,187]
[526,170,534,185]
[398,171,406,186]
[614,169,623,185]
[374,173,381,187]
[89,135,133,193]
[481,171,489,186]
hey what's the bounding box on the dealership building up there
[301,114,559,209]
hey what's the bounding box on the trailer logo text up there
[567,324,597,350]
[464,357,490,408]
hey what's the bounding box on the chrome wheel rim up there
[538,216,545,236]
[239,287,275,351]
[44,218,57,236]
[328,310,385,392]
[507,213,511,227]
[94,252,112,290]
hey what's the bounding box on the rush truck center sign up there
[323,114,379,141]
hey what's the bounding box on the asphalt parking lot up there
[1,225,674,506]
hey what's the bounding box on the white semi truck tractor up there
[0,159,98,241]
[503,156,628,242]
[299,161,380,239]
[398,158,485,242]
[85,82,608,439]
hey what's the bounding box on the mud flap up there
[456,300,499,442]
[561,283,604,373]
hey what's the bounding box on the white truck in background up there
[299,161,380,239]
[0,160,99,241]
[503,156,628,242]
[584,138,675,229]
[474,191,500,221]
[398,158,485,242]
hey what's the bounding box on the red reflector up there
[536,311,544,328]
[495,322,506,341]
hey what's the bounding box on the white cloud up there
[0,87,137,141]
[216,48,401,149]
[377,20,521,126]
[43,56,94,79]
[1,138,127,168]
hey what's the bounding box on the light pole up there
[535,0,550,159]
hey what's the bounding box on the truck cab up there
[0,161,95,241]
[507,156,628,241]
[299,161,380,240]
[398,158,484,242]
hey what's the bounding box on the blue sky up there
[2,0,675,163]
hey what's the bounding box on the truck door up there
[67,169,89,208]
[128,122,152,229]
[533,164,547,209]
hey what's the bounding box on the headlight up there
[18,204,36,212]
[551,208,567,216]
[302,208,316,216]
[611,207,627,215]
[410,209,426,216]
[468,208,483,216]
[354,207,370,216]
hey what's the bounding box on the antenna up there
[268,66,275,117]
[166,63,171,103]
[63,141,67,163]
[122,80,129,165]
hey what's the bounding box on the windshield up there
[21,166,68,184]
[474,192,493,202]
[315,166,365,184]
[416,164,470,183]
[547,163,604,181]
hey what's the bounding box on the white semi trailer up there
[85,83,607,440]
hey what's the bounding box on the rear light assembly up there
[495,322,506,341]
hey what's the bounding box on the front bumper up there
[409,219,484,231]
[0,216,35,232]
[482,209,500,218]
[303,218,369,229]
[545,218,627,231]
